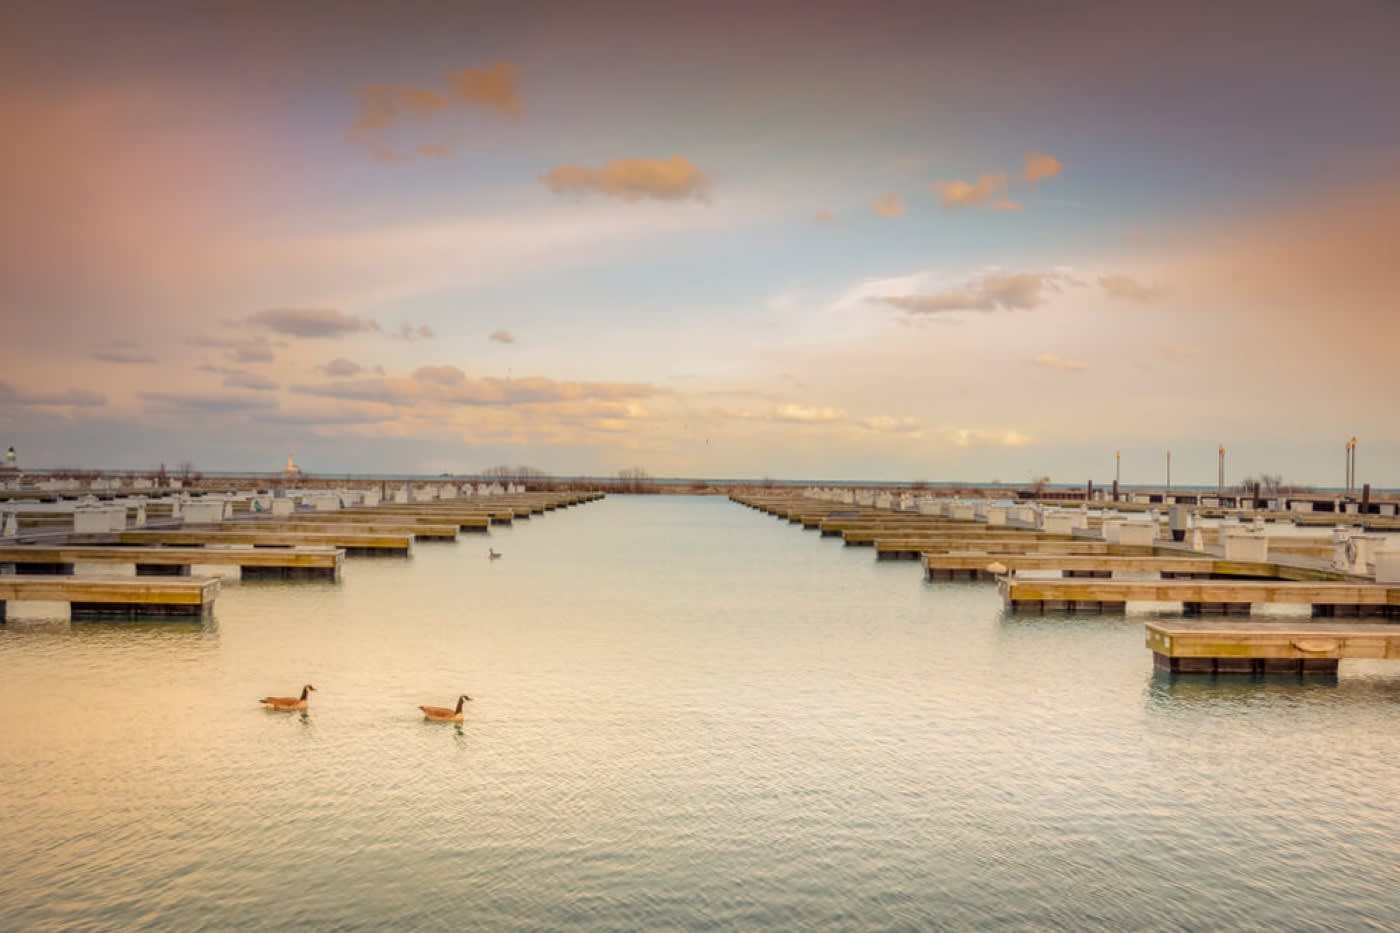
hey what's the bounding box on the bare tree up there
[617,467,650,493]
[481,465,551,485]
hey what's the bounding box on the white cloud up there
[859,415,924,436]
[880,271,1075,314]
[1099,274,1169,302]
[773,403,847,423]
[948,427,1032,448]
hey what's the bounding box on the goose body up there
[261,684,315,711]
[420,694,471,722]
[488,548,502,560]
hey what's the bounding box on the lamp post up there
[1217,444,1225,497]
[1166,450,1171,493]
[1113,450,1121,502]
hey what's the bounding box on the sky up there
[2,0,1398,486]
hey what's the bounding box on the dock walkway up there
[0,575,219,621]
[0,545,342,581]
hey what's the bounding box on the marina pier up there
[731,488,1400,675]
[0,487,605,621]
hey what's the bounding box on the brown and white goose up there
[419,694,472,722]
[260,684,315,711]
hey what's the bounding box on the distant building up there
[283,455,302,477]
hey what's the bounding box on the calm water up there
[2,495,1398,931]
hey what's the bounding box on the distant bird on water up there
[420,694,472,722]
[488,548,502,559]
[260,684,315,711]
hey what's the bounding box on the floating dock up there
[925,554,1219,580]
[1146,621,1400,674]
[109,529,413,556]
[0,545,342,581]
[1000,578,1400,617]
[731,489,1400,676]
[211,520,460,542]
[0,575,219,621]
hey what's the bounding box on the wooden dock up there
[1000,578,1400,617]
[237,511,492,533]
[0,575,219,621]
[210,520,460,541]
[924,554,1360,582]
[0,545,343,581]
[109,529,412,556]
[876,537,1127,559]
[925,554,1219,580]
[1146,621,1400,674]
[732,489,1400,676]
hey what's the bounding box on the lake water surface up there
[2,495,1398,930]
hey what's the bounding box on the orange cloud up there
[447,62,524,117]
[936,173,1008,209]
[813,209,835,224]
[348,62,522,161]
[540,156,709,202]
[1032,353,1087,372]
[1024,151,1063,184]
[489,329,516,344]
[872,193,906,218]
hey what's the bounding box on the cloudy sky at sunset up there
[3,0,1398,485]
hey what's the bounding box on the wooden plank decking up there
[0,575,219,620]
[0,545,343,580]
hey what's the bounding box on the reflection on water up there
[1,495,1397,931]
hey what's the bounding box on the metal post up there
[1166,450,1171,492]
[1217,445,1225,496]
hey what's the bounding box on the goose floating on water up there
[488,548,502,559]
[420,694,472,722]
[260,684,315,711]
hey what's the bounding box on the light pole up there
[1114,450,1121,502]
[1166,450,1171,493]
[1217,444,1225,497]
[1346,436,1357,494]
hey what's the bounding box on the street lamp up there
[1217,444,1225,496]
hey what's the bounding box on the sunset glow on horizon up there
[3,0,1398,485]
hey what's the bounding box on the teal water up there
[1,495,1398,930]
